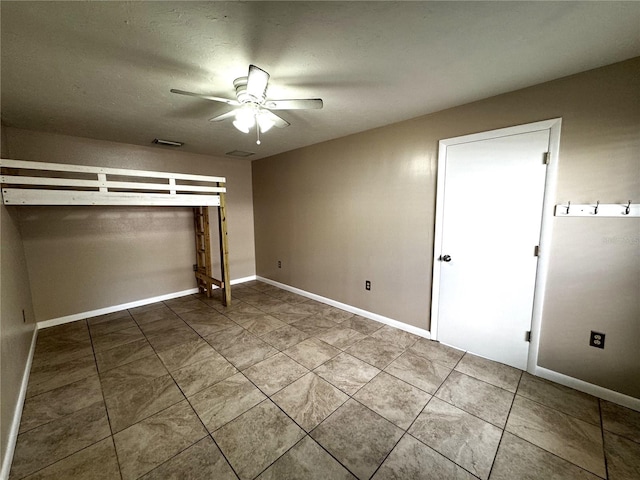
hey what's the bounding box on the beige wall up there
[1,124,37,469]
[3,128,256,320]
[252,58,640,398]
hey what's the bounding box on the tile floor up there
[9,280,640,479]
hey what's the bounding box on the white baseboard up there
[37,288,200,330]
[37,275,257,330]
[256,276,639,411]
[255,276,431,339]
[1,326,38,480]
[535,366,640,412]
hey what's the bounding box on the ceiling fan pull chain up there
[256,122,261,145]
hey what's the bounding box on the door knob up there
[441,255,452,262]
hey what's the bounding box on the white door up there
[434,127,550,370]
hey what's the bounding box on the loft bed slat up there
[1,158,226,206]
[0,175,226,193]
[1,189,222,206]
[0,158,225,183]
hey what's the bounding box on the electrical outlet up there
[277,260,282,268]
[589,331,605,349]
[365,280,371,291]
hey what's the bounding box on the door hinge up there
[534,245,540,257]
[543,152,550,165]
[525,331,531,342]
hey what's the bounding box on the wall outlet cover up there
[589,331,605,349]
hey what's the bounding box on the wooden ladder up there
[193,189,231,305]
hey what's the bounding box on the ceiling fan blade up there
[265,99,324,110]
[260,109,290,128]
[170,89,240,106]
[246,65,270,100]
[208,110,237,122]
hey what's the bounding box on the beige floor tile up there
[454,353,521,393]
[238,313,287,336]
[409,397,502,480]
[87,310,132,326]
[517,373,600,425]
[88,317,137,337]
[21,437,120,480]
[338,316,381,335]
[26,354,97,398]
[243,352,309,396]
[283,337,342,370]
[489,432,601,480]
[131,306,178,325]
[272,372,349,431]
[213,400,305,480]
[10,403,111,479]
[408,338,465,369]
[436,370,514,428]
[164,297,208,314]
[354,372,431,430]
[146,326,200,351]
[171,353,237,396]
[346,336,406,369]
[261,325,311,350]
[139,437,237,480]
[311,399,403,480]
[385,350,451,394]
[605,430,640,480]
[373,433,476,480]
[113,400,207,480]
[505,395,606,477]
[91,326,145,353]
[94,338,155,373]
[19,375,103,434]
[217,332,279,371]
[292,316,338,337]
[100,356,184,432]
[315,326,367,350]
[189,372,266,432]
[370,326,420,349]
[155,337,218,372]
[314,352,380,396]
[601,400,640,443]
[258,436,356,480]
[204,323,247,351]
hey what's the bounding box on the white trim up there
[0,327,38,480]
[528,119,561,373]
[430,118,562,375]
[0,158,226,207]
[35,276,258,329]
[0,158,226,183]
[36,288,200,329]
[2,189,222,207]
[535,366,640,412]
[256,276,431,339]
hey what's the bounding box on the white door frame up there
[430,118,562,374]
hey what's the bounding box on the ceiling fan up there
[171,64,323,145]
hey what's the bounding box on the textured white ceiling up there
[2,1,639,160]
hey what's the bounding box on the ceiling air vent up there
[226,150,255,158]
[152,138,183,147]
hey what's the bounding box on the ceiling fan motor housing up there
[234,77,265,104]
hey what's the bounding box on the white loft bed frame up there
[0,158,231,305]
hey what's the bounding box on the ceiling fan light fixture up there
[257,112,275,133]
[233,107,255,133]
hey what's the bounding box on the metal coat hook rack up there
[555,200,639,217]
